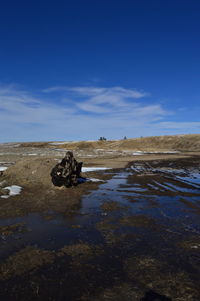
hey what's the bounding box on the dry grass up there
[0,223,27,236]
[47,134,200,152]
[124,255,198,300]
[119,215,162,230]
[100,201,129,212]
[0,246,55,280]
[3,157,54,187]
[81,283,142,301]
[19,142,51,148]
[58,243,94,258]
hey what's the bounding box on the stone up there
[50,151,83,187]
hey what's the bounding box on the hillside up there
[45,134,200,152]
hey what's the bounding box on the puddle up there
[1,158,200,300]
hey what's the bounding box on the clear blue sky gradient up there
[0,0,200,142]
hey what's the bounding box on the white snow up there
[54,148,69,152]
[82,167,110,172]
[1,185,22,199]
[132,151,144,155]
[87,178,104,182]
[0,166,8,171]
[147,151,179,154]
[132,151,179,155]
[1,195,9,199]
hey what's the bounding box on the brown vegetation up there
[0,246,55,280]
[100,201,129,212]
[46,134,200,152]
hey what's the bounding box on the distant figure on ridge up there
[50,151,83,187]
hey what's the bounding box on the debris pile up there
[50,151,83,187]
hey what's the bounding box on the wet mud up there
[0,156,200,300]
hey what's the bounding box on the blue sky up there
[0,0,200,142]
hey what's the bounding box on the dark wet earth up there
[1,157,200,300]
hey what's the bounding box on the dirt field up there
[0,139,196,219]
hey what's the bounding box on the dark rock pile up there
[50,151,83,187]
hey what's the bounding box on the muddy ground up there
[0,142,200,300]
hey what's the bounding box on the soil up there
[0,157,112,218]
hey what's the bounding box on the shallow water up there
[1,159,200,300]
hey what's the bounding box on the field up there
[0,134,200,300]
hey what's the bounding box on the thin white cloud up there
[68,87,107,96]
[0,86,74,125]
[43,86,70,93]
[43,86,149,114]
[0,84,199,142]
[64,86,148,114]
[44,86,147,98]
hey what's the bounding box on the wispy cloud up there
[0,85,77,142]
[44,86,147,97]
[0,84,199,142]
[67,86,148,98]
[44,86,149,114]
[0,86,73,124]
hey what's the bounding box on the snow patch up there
[132,151,144,155]
[0,166,8,172]
[82,167,110,172]
[1,185,22,199]
[132,151,179,155]
[87,178,104,182]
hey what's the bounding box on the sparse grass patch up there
[58,242,103,261]
[0,246,55,280]
[95,218,124,244]
[119,215,161,230]
[96,218,118,232]
[0,223,27,236]
[58,243,93,258]
[100,201,129,212]
[81,282,143,301]
[124,255,198,300]
[19,142,50,148]
[178,236,200,250]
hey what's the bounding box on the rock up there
[50,151,83,187]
